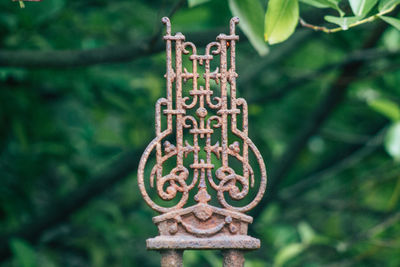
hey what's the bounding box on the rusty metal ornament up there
[138,17,267,266]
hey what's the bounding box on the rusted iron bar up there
[138,16,267,266]
[160,250,183,267]
[222,250,244,267]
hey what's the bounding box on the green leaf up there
[379,0,400,11]
[188,0,211,8]
[300,0,336,8]
[274,243,306,267]
[324,15,360,29]
[10,239,37,267]
[349,0,378,17]
[300,0,344,16]
[264,0,299,45]
[380,16,400,30]
[229,0,269,55]
[18,0,25,8]
[384,122,400,161]
[298,221,315,244]
[368,98,400,121]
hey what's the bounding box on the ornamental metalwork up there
[138,17,267,267]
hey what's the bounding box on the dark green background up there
[0,0,399,266]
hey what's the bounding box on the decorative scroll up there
[138,17,267,216]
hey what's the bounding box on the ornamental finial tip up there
[230,17,240,35]
[162,17,171,35]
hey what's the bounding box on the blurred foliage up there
[0,0,399,266]
[264,0,400,43]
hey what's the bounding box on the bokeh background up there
[1,0,400,266]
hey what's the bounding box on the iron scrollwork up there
[138,17,267,248]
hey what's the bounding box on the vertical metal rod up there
[222,250,245,267]
[160,250,183,267]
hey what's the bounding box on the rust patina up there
[138,17,267,266]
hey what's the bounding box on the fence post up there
[138,16,267,266]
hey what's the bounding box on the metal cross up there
[138,17,267,267]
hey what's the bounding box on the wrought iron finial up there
[138,16,267,267]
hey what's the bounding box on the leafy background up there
[0,0,400,266]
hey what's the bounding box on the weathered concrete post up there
[138,16,267,266]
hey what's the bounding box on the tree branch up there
[325,210,400,267]
[0,0,231,69]
[279,126,387,200]
[0,28,237,68]
[249,49,400,105]
[299,4,397,33]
